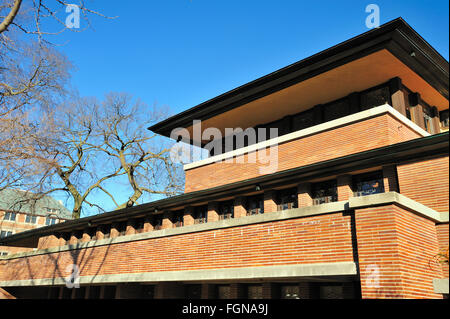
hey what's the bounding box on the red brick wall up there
[185,113,421,193]
[436,223,449,278]
[0,212,354,282]
[355,204,442,299]
[397,156,449,213]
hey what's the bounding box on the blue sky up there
[59,0,449,115]
[47,0,449,216]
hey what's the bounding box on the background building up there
[0,189,72,257]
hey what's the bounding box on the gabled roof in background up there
[0,189,72,220]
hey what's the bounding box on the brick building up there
[0,189,72,257]
[0,18,448,299]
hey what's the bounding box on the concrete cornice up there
[183,104,430,171]
[433,278,449,294]
[1,192,447,261]
[0,262,358,287]
[348,192,448,223]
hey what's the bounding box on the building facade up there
[0,18,448,299]
[0,189,72,257]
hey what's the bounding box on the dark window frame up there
[218,201,234,220]
[353,171,385,197]
[311,180,338,205]
[277,188,298,211]
[246,195,264,216]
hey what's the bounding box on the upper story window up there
[0,252,8,256]
[323,98,350,122]
[218,201,234,220]
[353,171,385,197]
[439,110,449,129]
[0,230,13,238]
[311,180,338,205]
[46,208,60,214]
[193,206,208,224]
[422,105,434,134]
[3,212,16,221]
[291,109,314,132]
[360,85,391,111]
[45,217,57,226]
[172,211,184,228]
[133,218,145,233]
[246,196,264,216]
[153,215,164,230]
[277,188,298,211]
[25,215,37,224]
[117,221,128,236]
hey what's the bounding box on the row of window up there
[2,212,58,225]
[55,171,385,245]
[44,281,352,299]
[0,230,13,238]
[209,82,394,156]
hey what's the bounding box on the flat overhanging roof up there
[148,18,449,145]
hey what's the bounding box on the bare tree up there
[32,94,184,218]
[0,0,114,200]
[91,93,184,209]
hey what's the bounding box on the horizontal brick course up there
[397,156,449,213]
[0,212,354,282]
[185,113,421,192]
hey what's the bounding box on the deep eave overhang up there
[1,132,448,248]
[148,18,449,142]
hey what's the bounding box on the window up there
[360,85,390,111]
[172,211,184,228]
[292,109,314,131]
[46,208,60,214]
[25,215,37,224]
[277,188,298,211]
[0,252,8,256]
[133,218,146,233]
[246,196,264,216]
[319,284,344,299]
[247,285,263,299]
[45,217,57,226]
[281,285,301,299]
[311,180,338,205]
[193,206,208,224]
[353,171,385,197]
[102,226,111,239]
[0,230,13,238]
[185,285,202,299]
[153,215,163,230]
[217,285,232,299]
[440,110,449,129]
[218,201,234,220]
[323,99,350,122]
[117,221,128,236]
[422,105,434,133]
[3,212,16,221]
